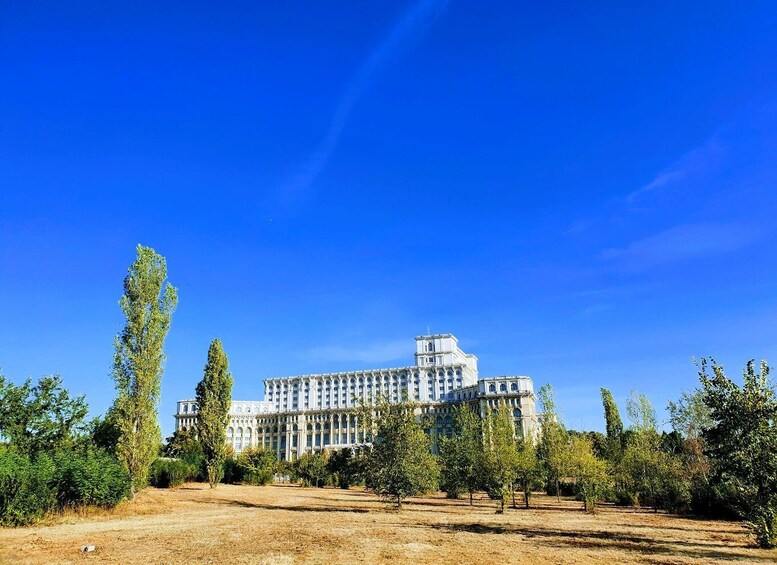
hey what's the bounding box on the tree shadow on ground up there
[429,523,773,562]
[195,499,369,514]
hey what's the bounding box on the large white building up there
[175,334,537,460]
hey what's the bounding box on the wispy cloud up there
[309,339,409,365]
[283,0,450,197]
[600,223,763,270]
[626,138,725,203]
[562,136,726,236]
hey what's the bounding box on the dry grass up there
[0,483,774,564]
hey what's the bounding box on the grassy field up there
[0,483,774,564]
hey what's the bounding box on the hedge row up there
[0,447,130,526]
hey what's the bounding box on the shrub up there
[222,456,244,484]
[51,450,130,508]
[0,448,56,526]
[238,448,276,486]
[149,458,196,488]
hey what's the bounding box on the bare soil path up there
[0,483,773,564]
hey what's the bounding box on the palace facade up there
[175,334,537,460]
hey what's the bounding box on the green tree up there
[195,339,233,488]
[482,400,519,513]
[439,404,484,505]
[237,447,277,485]
[162,428,200,458]
[618,390,688,511]
[567,435,610,513]
[0,373,88,455]
[362,399,439,509]
[537,384,568,501]
[600,388,623,461]
[296,451,330,487]
[514,435,543,509]
[699,358,777,548]
[327,447,362,489]
[667,387,715,514]
[111,244,178,495]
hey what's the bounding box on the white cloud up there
[600,223,763,270]
[627,138,725,203]
[283,0,450,197]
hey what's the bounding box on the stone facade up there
[175,334,537,460]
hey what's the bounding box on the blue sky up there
[2,1,776,436]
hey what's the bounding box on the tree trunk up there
[469,490,473,506]
[555,477,560,502]
[524,490,530,509]
[512,484,517,509]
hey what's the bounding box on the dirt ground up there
[0,483,774,564]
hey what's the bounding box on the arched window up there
[489,384,496,393]
[183,404,188,413]
[500,383,507,392]
[511,382,518,391]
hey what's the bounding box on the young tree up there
[626,390,657,433]
[482,400,519,513]
[700,358,777,548]
[326,447,362,489]
[514,435,543,509]
[111,244,178,495]
[537,384,568,501]
[567,435,610,513]
[296,451,330,487]
[195,339,233,488]
[439,404,484,505]
[0,373,88,455]
[600,388,623,461]
[363,399,439,509]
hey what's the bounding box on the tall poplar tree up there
[195,339,233,487]
[111,244,178,495]
[482,399,520,513]
[537,384,568,501]
[600,388,623,461]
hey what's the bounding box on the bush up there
[235,448,276,486]
[0,448,56,526]
[222,456,244,484]
[51,450,130,508]
[149,458,196,488]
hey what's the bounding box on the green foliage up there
[163,428,201,458]
[195,339,233,488]
[439,405,484,504]
[0,373,88,455]
[618,428,689,511]
[668,388,712,440]
[0,446,130,526]
[237,447,277,486]
[567,435,611,513]
[537,384,569,500]
[626,389,657,433]
[89,411,120,453]
[0,448,56,526]
[111,244,178,495]
[699,358,777,549]
[149,458,196,488]
[514,436,543,509]
[362,399,439,508]
[295,451,330,487]
[51,449,130,508]
[482,400,520,513]
[326,448,363,489]
[600,388,623,461]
